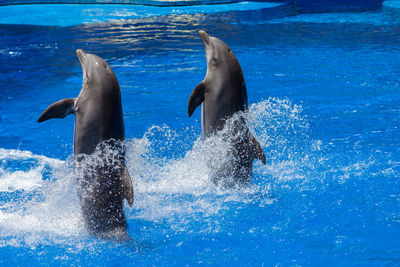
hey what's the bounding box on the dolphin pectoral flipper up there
[188,81,206,117]
[250,133,266,165]
[38,98,76,122]
[121,162,134,207]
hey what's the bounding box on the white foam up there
[0,148,63,192]
[0,98,335,245]
[121,98,312,223]
[0,98,396,251]
[0,148,63,165]
[0,150,83,248]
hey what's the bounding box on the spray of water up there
[0,98,388,248]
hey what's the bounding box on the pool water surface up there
[0,1,400,265]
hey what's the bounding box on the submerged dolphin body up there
[188,30,266,186]
[38,49,133,238]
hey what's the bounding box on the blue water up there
[1,1,400,265]
[0,2,282,26]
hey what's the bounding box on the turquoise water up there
[0,2,282,26]
[0,1,400,265]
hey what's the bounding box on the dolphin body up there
[188,30,266,186]
[38,49,133,238]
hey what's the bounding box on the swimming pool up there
[0,1,399,265]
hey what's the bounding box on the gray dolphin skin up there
[188,30,266,186]
[38,49,133,238]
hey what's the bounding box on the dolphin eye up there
[228,48,231,52]
[103,63,107,68]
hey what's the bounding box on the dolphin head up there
[198,30,242,79]
[76,49,119,97]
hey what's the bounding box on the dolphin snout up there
[199,30,210,47]
[76,49,87,65]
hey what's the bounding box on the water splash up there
[123,98,313,226]
[0,149,83,249]
[0,98,392,248]
[0,148,63,192]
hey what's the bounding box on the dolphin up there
[38,49,133,238]
[188,30,266,186]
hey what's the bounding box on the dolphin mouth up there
[76,49,87,67]
[199,30,211,48]
[76,49,88,80]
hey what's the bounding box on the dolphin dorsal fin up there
[250,133,266,164]
[121,162,134,207]
[188,81,206,117]
[37,98,76,122]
